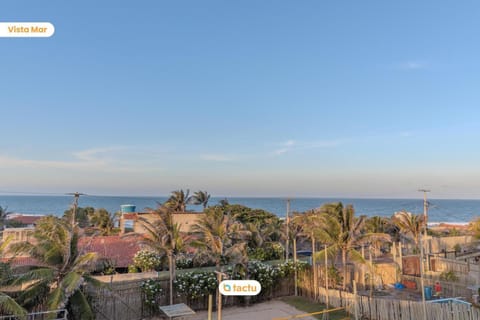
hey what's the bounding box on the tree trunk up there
[342,248,347,290]
[293,236,297,296]
[311,234,317,300]
[169,253,174,305]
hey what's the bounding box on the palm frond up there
[62,272,83,296]
[72,252,98,273]
[13,267,55,286]
[68,290,94,320]
[48,287,66,310]
[83,274,105,288]
[313,244,339,263]
[15,279,50,309]
[0,292,27,317]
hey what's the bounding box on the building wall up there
[429,235,473,253]
[119,212,205,234]
[173,213,205,233]
[2,227,35,243]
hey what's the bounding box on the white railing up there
[0,309,67,320]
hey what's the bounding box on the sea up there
[0,195,479,224]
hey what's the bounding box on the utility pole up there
[418,189,430,240]
[324,244,329,320]
[419,189,430,270]
[286,199,290,261]
[67,192,85,228]
[419,234,427,320]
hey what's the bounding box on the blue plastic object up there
[394,283,405,289]
[424,286,432,300]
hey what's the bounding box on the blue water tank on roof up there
[121,204,136,213]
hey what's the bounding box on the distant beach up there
[0,195,479,223]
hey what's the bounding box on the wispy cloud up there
[397,61,428,70]
[399,131,414,137]
[0,146,161,172]
[273,139,343,155]
[274,140,296,155]
[72,146,126,162]
[200,154,235,162]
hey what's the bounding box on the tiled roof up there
[78,236,141,268]
[0,256,42,267]
[122,213,138,220]
[9,215,44,225]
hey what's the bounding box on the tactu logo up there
[219,280,261,296]
[223,284,232,292]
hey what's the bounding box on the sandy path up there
[185,300,317,320]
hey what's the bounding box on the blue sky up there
[1,1,480,198]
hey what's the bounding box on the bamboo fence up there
[299,269,480,320]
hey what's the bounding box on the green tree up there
[469,216,480,239]
[0,206,12,231]
[10,216,99,319]
[165,190,193,212]
[89,208,118,235]
[191,206,251,270]
[63,206,94,228]
[313,202,391,290]
[191,207,251,314]
[189,191,211,209]
[392,211,425,251]
[127,205,185,305]
[0,236,27,317]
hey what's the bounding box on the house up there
[78,235,142,269]
[2,227,35,244]
[119,211,205,234]
[6,214,44,227]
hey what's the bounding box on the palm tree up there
[89,209,118,235]
[392,211,425,252]
[189,191,211,209]
[9,216,98,319]
[191,206,250,271]
[313,203,391,290]
[245,218,284,260]
[191,207,250,318]
[469,217,480,239]
[0,206,12,231]
[0,236,27,317]
[127,205,185,305]
[165,190,193,212]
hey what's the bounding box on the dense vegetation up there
[0,192,478,317]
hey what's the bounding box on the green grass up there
[279,296,351,320]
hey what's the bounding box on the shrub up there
[453,244,462,253]
[248,243,285,261]
[133,250,162,272]
[277,260,309,277]
[176,258,194,269]
[174,272,218,299]
[440,270,459,282]
[128,265,139,273]
[141,279,164,308]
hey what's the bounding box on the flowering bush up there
[277,260,309,277]
[176,258,194,269]
[133,250,162,272]
[173,260,307,300]
[247,260,280,290]
[141,279,164,308]
[248,243,285,261]
[174,272,218,299]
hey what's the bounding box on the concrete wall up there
[173,213,205,233]
[429,236,473,253]
[119,212,205,235]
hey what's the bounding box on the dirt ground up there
[152,300,317,320]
